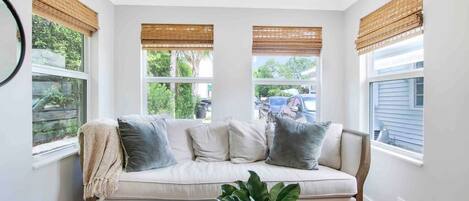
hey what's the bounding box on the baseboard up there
[364,194,374,201]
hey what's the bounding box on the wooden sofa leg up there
[355,190,364,201]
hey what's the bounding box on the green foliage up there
[175,83,195,119]
[32,15,84,71]
[218,171,300,201]
[46,87,75,107]
[254,59,277,79]
[147,51,171,77]
[148,83,174,116]
[254,57,316,98]
[147,50,210,119]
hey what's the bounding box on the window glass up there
[32,73,86,150]
[254,84,316,123]
[145,50,213,122]
[147,83,212,122]
[32,15,85,72]
[370,78,424,153]
[32,15,88,155]
[253,56,317,80]
[371,35,423,76]
[368,35,424,154]
[146,50,213,77]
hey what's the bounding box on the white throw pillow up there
[228,120,267,163]
[166,119,203,162]
[188,122,230,162]
[318,123,343,169]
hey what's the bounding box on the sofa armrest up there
[340,129,370,201]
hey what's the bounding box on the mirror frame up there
[0,0,26,87]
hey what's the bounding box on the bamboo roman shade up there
[355,0,423,54]
[252,26,322,56]
[33,0,98,36]
[141,24,214,50]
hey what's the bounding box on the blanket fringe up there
[83,178,119,200]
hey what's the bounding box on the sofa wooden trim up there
[343,129,371,201]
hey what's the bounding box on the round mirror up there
[0,0,25,87]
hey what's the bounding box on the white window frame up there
[365,40,424,162]
[141,50,214,116]
[252,55,322,121]
[31,34,90,168]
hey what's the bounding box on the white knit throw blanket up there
[79,119,123,200]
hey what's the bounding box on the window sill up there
[32,139,80,170]
[371,141,424,167]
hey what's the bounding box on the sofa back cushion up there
[228,120,267,163]
[188,121,230,162]
[166,119,203,162]
[319,123,343,169]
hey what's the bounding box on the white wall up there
[344,0,469,200]
[0,0,115,200]
[0,2,18,81]
[114,6,346,123]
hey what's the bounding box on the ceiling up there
[109,0,358,11]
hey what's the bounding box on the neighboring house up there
[372,62,424,153]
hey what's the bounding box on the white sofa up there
[84,119,370,201]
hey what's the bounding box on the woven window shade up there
[33,0,98,36]
[252,26,322,56]
[141,24,214,50]
[356,0,423,54]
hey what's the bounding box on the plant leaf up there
[235,180,250,196]
[232,189,250,201]
[269,182,285,201]
[275,184,300,201]
[246,171,269,201]
[218,184,239,200]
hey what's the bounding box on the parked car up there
[259,96,288,121]
[280,94,317,122]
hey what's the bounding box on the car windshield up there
[303,97,316,111]
[270,98,287,106]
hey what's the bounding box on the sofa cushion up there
[267,116,331,170]
[166,119,203,162]
[228,119,267,163]
[188,122,230,162]
[117,115,176,172]
[319,123,343,170]
[110,161,357,200]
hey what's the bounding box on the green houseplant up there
[218,171,301,201]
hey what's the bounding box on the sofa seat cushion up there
[110,161,357,200]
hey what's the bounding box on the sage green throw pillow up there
[266,116,330,170]
[118,115,177,172]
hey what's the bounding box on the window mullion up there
[253,78,316,86]
[146,77,213,83]
[32,64,89,80]
[368,68,424,83]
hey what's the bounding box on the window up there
[253,56,319,123]
[32,15,88,155]
[414,77,424,107]
[367,35,424,154]
[143,50,213,122]
[252,26,322,123]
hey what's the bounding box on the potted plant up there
[218,171,301,201]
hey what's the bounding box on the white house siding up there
[373,78,424,153]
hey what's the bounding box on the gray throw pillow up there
[266,116,330,170]
[118,115,177,172]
